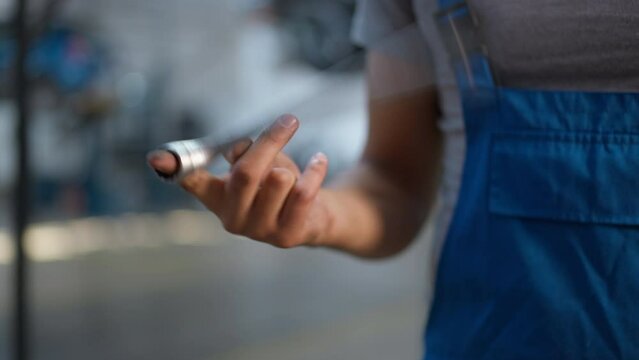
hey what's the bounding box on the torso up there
[472,0,639,91]
[420,0,639,91]
[411,0,639,263]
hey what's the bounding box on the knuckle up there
[244,216,277,241]
[271,236,297,249]
[180,172,203,193]
[248,227,272,241]
[270,170,292,186]
[222,218,243,235]
[291,186,314,204]
[267,169,294,187]
[231,163,256,187]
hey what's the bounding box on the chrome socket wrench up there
[150,122,260,183]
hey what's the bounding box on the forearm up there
[314,57,443,258]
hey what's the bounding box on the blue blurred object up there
[0,25,103,92]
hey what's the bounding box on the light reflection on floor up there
[0,210,435,360]
[0,210,231,264]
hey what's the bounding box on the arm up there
[147,51,442,259]
[318,51,442,258]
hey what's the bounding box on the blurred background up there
[0,0,434,359]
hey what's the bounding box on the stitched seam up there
[493,132,639,145]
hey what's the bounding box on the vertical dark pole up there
[13,0,31,358]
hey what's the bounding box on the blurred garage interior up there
[0,0,436,359]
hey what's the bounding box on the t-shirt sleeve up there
[351,0,432,67]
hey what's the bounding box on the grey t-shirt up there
[351,0,639,261]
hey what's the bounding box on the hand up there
[148,114,332,248]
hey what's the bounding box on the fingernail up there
[277,115,298,128]
[311,152,327,165]
[147,150,177,173]
[146,150,165,162]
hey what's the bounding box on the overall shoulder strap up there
[434,0,496,90]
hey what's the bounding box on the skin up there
[148,51,442,258]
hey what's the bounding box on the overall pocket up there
[489,132,639,226]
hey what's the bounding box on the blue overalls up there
[426,1,639,359]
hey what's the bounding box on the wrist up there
[307,189,340,248]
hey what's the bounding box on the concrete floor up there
[0,212,435,360]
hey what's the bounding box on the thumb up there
[147,150,179,176]
[180,170,226,212]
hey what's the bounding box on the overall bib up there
[426,1,639,359]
